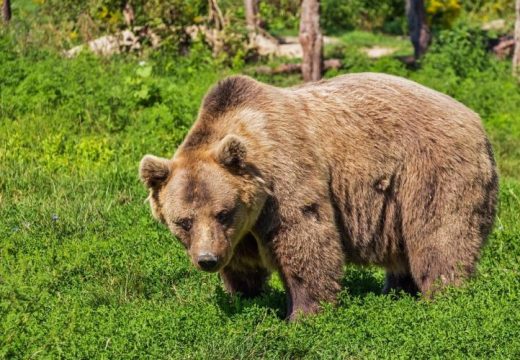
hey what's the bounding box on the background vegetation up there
[1,0,519,358]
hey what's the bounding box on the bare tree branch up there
[208,0,225,31]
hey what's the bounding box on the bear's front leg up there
[268,213,344,321]
[219,233,270,298]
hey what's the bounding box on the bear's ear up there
[139,155,171,189]
[216,135,247,170]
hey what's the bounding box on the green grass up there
[1,29,520,358]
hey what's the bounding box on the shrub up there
[258,0,300,35]
[459,0,515,23]
[321,0,406,34]
[420,22,489,79]
[426,0,462,29]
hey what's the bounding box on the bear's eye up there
[216,209,234,225]
[175,218,192,232]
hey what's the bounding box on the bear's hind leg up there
[383,272,419,296]
[408,240,478,297]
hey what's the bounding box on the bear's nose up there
[197,253,219,271]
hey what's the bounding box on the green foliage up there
[426,0,462,28]
[321,0,407,34]
[460,0,516,23]
[138,0,208,51]
[421,23,489,79]
[1,21,520,359]
[6,0,492,59]
[258,0,300,35]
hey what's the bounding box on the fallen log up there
[64,27,160,58]
[491,36,515,59]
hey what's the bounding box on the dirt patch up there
[361,46,397,58]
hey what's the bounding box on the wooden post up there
[299,0,323,82]
[406,0,431,59]
[513,0,520,77]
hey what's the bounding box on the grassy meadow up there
[1,17,520,359]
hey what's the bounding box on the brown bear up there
[139,73,498,320]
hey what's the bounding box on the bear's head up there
[139,134,268,272]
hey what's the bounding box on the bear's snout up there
[197,252,220,272]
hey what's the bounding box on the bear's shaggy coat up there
[140,73,498,320]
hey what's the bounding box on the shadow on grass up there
[215,285,287,319]
[341,267,383,298]
[341,267,420,300]
[214,267,393,319]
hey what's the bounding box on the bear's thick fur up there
[140,73,498,320]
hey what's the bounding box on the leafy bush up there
[420,22,489,78]
[258,0,300,35]
[0,30,220,136]
[460,0,515,22]
[426,0,462,28]
[138,0,208,52]
[321,0,406,34]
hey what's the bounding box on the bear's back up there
[281,72,489,176]
[288,72,483,137]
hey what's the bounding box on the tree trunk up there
[2,0,11,22]
[406,0,431,59]
[514,0,520,77]
[244,0,260,31]
[299,0,323,82]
